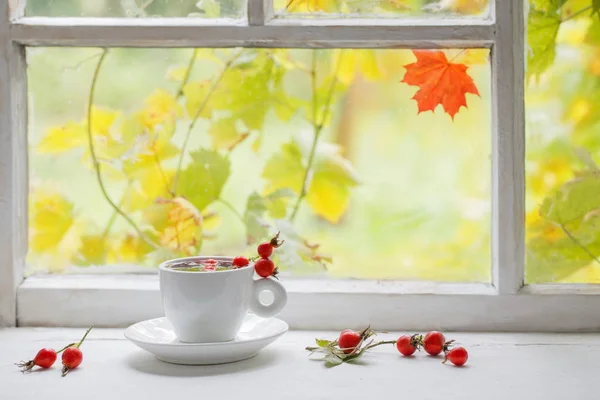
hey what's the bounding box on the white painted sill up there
[2,327,600,400]
[17,275,600,332]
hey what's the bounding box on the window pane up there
[26,0,244,18]
[28,47,491,281]
[274,0,489,18]
[526,2,600,283]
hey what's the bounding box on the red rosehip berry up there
[15,348,57,372]
[232,256,249,268]
[254,258,277,278]
[257,243,273,258]
[396,334,422,356]
[338,329,362,354]
[444,347,468,366]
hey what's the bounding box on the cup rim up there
[159,256,252,274]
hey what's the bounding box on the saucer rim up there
[124,316,289,347]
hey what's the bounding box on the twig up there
[86,49,158,249]
[217,198,246,227]
[175,48,199,98]
[289,50,344,221]
[172,49,245,194]
[555,204,600,264]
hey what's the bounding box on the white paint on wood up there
[490,0,525,294]
[10,17,495,48]
[17,275,600,332]
[0,0,27,327]
[1,328,600,400]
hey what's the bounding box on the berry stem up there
[364,340,397,350]
[56,342,76,354]
[76,326,94,349]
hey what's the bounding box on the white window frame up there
[2,0,595,332]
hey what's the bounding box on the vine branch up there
[217,198,246,227]
[290,50,344,221]
[176,48,199,98]
[172,49,245,194]
[555,206,600,265]
[87,49,158,249]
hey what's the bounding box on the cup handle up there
[249,278,288,318]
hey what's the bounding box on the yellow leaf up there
[122,125,179,179]
[107,234,153,263]
[283,0,338,13]
[140,89,183,129]
[157,197,203,255]
[528,157,573,198]
[183,80,211,119]
[37,122,87,154]
[209,118,242,149]
[90,106,120,137]
[306,175,351,223]
[74,235,108,265]
[251,136,262,153]
[123,168,174,211]
[564,97,592,124]
[424,0,488,14]
[202,209,222,231]
[307,148,359,223]
[166,65,188,81]
[29,188,82,257]
[334,50,381,85]
[447,49,489,65]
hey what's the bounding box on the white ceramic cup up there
[159,256,288,343]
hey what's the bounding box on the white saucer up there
[124,314,288,365]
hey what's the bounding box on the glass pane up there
[28,47,491,282]
[274,0,489,18]
[26,0,244,18]
[526,2,600,283]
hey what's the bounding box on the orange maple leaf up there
[401,50,480,120]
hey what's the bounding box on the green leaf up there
[243,189,295,243]
[244,192,269,243]
[211,50,286,131]
[178,149,231,212]
[540,173,600,224]
[586,18,600,45]
[528,173,600,282]
[324,355,344,367]
[527,9,561,78]
[594,0,600,15]
[530,0,568,13]
[527,222,600,282]
[316,338,331,347]
[262,142,305,194]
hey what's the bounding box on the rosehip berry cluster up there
[306,327,468,367]
[16,326,93,376]
[233,232,284,278]
[395,330,468,366]
[254,232,284,278]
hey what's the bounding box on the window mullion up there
[0,0,28,327]
[491,0,526,294]
[248,0,273,26]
